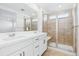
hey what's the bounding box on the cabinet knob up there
[23,51,25,56]
[20,53,22,56]
[35,39,39,40]
[43,40,45,44]
[35,45,39,48]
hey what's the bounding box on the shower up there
[43,9,76,54]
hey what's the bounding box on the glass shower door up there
[58,18,65,46]
[58,16,73,52]
[43,14,57,47]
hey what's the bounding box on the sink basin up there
[0,32,38,42]
[2,36,24,41]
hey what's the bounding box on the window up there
[58,13,69,19]
[49,15,56,19]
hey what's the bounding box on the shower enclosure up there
[43,9,76,53]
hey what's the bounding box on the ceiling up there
[0,3,76,16]
[36,3,76,14]
[0,3,37,17]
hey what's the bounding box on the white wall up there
[37,9,43,32]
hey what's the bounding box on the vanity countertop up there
[0,32,47,48]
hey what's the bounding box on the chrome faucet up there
[9,33,15,37]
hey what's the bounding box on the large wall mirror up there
[0,9,16,33]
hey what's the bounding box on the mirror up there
[0,8,16,33]
[24,16,38,31]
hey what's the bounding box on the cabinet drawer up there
[33,37,39,43]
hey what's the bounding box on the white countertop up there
[0,31,47,48]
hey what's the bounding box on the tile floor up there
[42,47,74,56]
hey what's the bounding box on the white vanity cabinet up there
[10,44,34,56]
[0,38,33,56]
[0,32,47,56]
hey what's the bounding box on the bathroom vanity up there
[0,32,47,56]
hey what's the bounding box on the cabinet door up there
[43,37,47,51]
[10,44,34,56]
[9,50,23,56]
[34,43,40,56]
[39,36,47,56]
[24,44,34,56]
[39,40,44,55]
